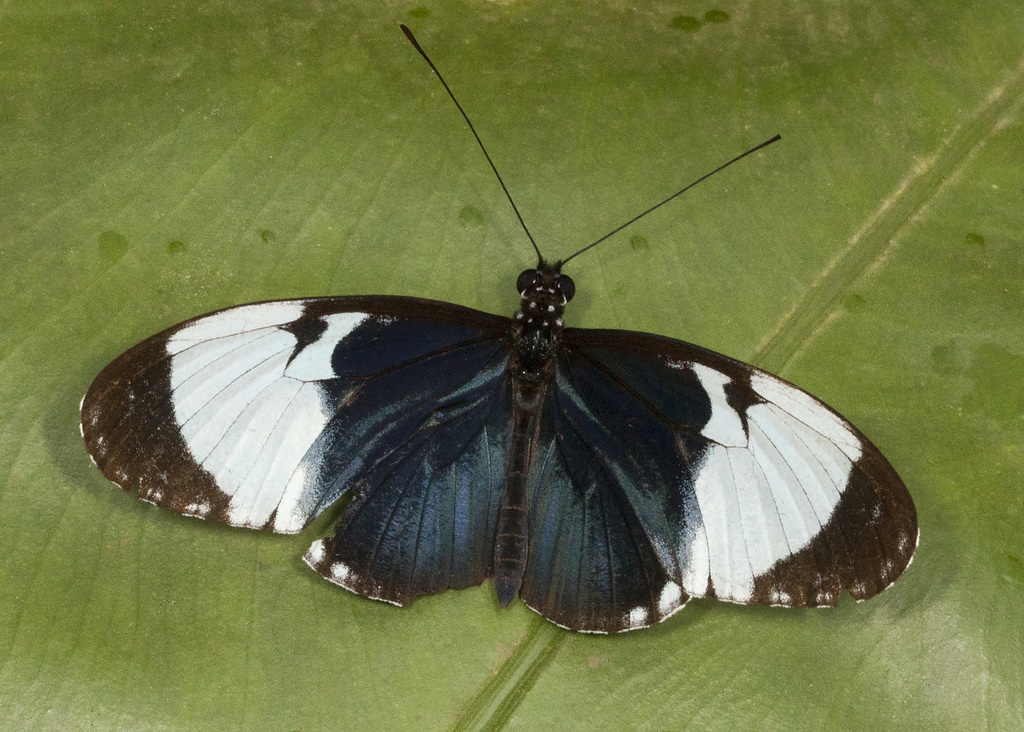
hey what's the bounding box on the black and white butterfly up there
[79,26,917,634]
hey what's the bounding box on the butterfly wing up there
[81,297,510,547]
[301,337,512,606]
[519,327,917,633]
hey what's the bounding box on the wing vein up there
[171,329,283,397]
[725,448,755,600]
[174,340,292,432]
[410,453,433,591]
[231,380,318,517]
[757,416,825,531]
[169,371,305,511]
[598,485,616,613]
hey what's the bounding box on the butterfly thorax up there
[510,261,573,379]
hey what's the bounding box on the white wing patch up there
[680,368,862,602]
[690,363,747,447]
[168,305,370,533]
[284,312,368,381]
[750,373,862,462]
[658,580,684,616]
[168,301,305,353]
[625,605,649,629]
[171,330,294,423]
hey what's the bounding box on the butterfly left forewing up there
[81,296,511,538]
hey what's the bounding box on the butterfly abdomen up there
[494,378,548,607]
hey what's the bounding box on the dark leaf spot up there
[670,15,700,32]
[459,205,486,229]
[98,231,130,263]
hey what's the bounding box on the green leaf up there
[2,1,1022,729]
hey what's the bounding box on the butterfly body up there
[495,261,573,606]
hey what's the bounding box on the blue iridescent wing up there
[81,297,512,602]
[301,338,512,605]
[519,328,917,633]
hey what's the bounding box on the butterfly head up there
[515,261,574,332]
[516,260,575,305]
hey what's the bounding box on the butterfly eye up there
[517,269,539,294]
[556,274,575,302]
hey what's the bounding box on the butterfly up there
[79,26,917,634]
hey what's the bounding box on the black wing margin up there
[519,327,917,633]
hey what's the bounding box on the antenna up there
[560,134,782,265]
[401,24,542,262]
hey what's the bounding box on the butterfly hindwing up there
[302,341,512,605]
[519,355,697,632]
[81,296,510,540]
[518,327,917,632]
